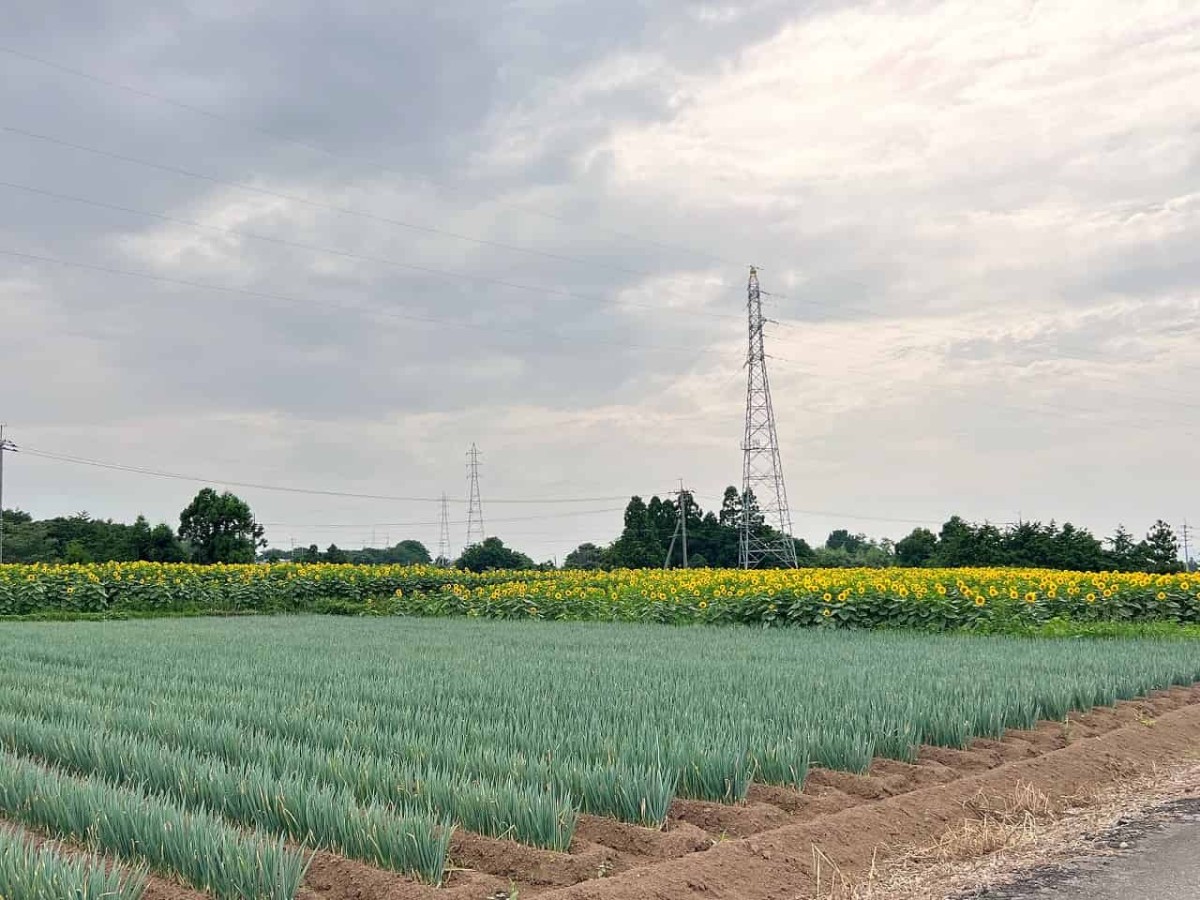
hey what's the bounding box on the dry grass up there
[801,763,1200,900]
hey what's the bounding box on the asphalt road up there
[973,798,1200,899]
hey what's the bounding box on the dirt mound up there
[304,849,509,900]
[573,816,711,859]
[535,697,1200,899]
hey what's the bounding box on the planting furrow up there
[0,749,306,900]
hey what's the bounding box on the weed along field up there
[1,601,1200,900]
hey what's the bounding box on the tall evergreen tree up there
[608,497,665,568]
[1143,520,1183,573]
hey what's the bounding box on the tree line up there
[1,488,268,565]
[562,490,1194,574]
[3,484,1192,574]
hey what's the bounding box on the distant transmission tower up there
[663,480,690,570]
[465,444,485,550]
[436,494,452,565]
[739,267,798,569]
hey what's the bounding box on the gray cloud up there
[2,0,1198,559]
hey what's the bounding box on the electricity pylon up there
[465,444,485,551]
[663,481,691,569]
[739,267,798,568]
[436,494,451,565]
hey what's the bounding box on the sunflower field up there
[0,562,1195,629]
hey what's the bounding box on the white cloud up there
[3,1,1199,557]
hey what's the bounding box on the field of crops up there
[0,562,1195,628]
[0,616,1199,897]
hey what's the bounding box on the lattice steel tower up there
[465,443,485,550]
[436,493,452,565]
[739,267,799,568]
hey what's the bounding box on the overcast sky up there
[2,0,1198,561]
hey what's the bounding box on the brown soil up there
[302,850,510,900]
[572,816,712,859]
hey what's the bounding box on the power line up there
[10,130,1198,384]
[0,47,745,268]
[691,492,952,527]
[0,248,713,357]
[260,506,628,530]
[6,124,1199,371]
[17,446,639,504]
[0,143,751,320]
[0,159,746,325]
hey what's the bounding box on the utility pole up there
[436,494,452,565]
[0,425,19,565]
[663,480,690,570]
[739,267,798,569]
[465,444,485,552]
[1183,520,1193,572]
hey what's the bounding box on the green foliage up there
[178,489,264,564]
[348,539,432,565]
[0,709,453,883]
[0,824,146,900]
[607,497,664,567]
[1,617,1199,859]
[0,510,183,564]
[564,542,608,570]
[604,493,1185,573]
[895,528,938,566]
[455,537,535,572]
[898,518,1185,572]
[2,563,1199,636]
[0,747,307,900]
[1144,519,1184,573]
[261,541,435,565]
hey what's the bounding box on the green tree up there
[455,537,535,572]
[564,542,608,570]
[718,487,741,528]
[646,496,677,550]
[63,539,93,564]
[178,489,265,564]
[1142,520,1183,573]
[324,544,348,564]
[343,540,432,565]
[895,527,938,566]
[1105,524,1141,571]
[1050,522,1106,571]
[130,515,187,562]
[933,517,1004,567]
[825,529,868,555]
[296,544,321,563]
[0,510,52,563]
[608,497,664,568]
